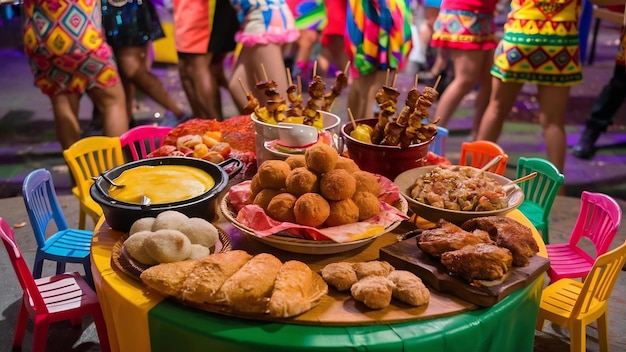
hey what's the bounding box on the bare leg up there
[476,78,524,142]
[434,49,492,127]
[87,82,129,138]
[228,43,290,113]
[421,6,448,76]
[178,52,223,119]
[537,85,570,173]
[324,34,349,74]
[114,46,184,117]
[50,93,82,149]
[471,50,495,139]
[348,70,388,120]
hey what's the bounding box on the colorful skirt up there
[346,0,412,77]
[287,0,327,31]
[491,18,583,86]
[230,0,299,46]
[430,9,497,50]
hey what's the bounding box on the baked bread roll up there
[268,260,324,318]
[214,253,283,313]
[140,259,201,297]
[353,260,394,279]
[351,276,395,309]
[387,270,430,307]
[320,262,358,291]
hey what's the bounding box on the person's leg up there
[470,48,495,139]
[114,46,184,118]
[573,63,626,158]
[433,49,488,127]
[178,52,221,119]
[50,93,82,149]
[536,85,570,173]
[294,29,319,79]
[476,78,523,142]
[347,70,387,120]
[87,82,130,138]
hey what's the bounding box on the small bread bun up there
[124,231,158,265]
[325,198,359,226]
[183,217,219,248]
[286,167,319,196]
[253,188,285,211]
[305,143,338,173]
[257,160,291,189]
[294,193,330,227]
[152,211,190,232]
[284,154,307,169]
[129,217,155,236]
[352,191,381,221]
[187,244,212,260]
[320,169,356,201]
[144,229,192,263]
[266,193,298,223]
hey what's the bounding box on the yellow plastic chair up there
[459,140,509,175]
[516,157,565,244]
[536,239,626,352]
[62,136,124,229]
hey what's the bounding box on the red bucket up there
[341,118,433,180]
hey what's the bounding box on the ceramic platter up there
[220,195,408,255]
[264,139,306,159]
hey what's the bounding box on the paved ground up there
[0,10,626,352]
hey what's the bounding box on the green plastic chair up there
[516,157,564,244]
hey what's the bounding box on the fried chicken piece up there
[417,219,494,257]
[461,216,539,266]
[440,244,513,283]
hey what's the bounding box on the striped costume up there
[491,0,583,86]
[22,0,120,96]
[346,0,413,77]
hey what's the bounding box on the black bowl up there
[90,157,242,232]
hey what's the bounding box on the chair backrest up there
[22,169,68,249]
[429,126,449,156]
[119,125,172,161]
[570,191,622,258]
[0,218,48,313]
[62,136,124,200]
[459,140,509,175]
[569,239,626,319]
[516,157,565,219]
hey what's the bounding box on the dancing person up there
[476,0,584,173]
[102,0,187,126]
[173,0,239,120]
[227,0,299,112]
[419,0,450,84]
[572,2,626,159]
[345,0,413,120]
[22,0,129,149]
[430,0,499,139]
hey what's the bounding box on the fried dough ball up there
[257,160,291,189]
[320,169,356,201]
[320,262,358,291]
[286,167,319,196]
[334,156,360,173]
[266,193,298,223]
[353,171,381,196]
[305,143,338,173]
[143,229,192,263]
[353,191,381,221]
[253,188,285,211]
[124,231,158,265]
[351,276,395,310]
[325,198,359,226]
[294,193,330,227]
[284,154,307,169]
[249,174,263,200]
[129,217,155,236]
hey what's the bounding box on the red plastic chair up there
[546,191,622,283]
[459,140,509,175]
[119,125,173,161]
[0,218,110,352]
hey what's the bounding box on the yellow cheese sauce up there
[108,165,215,204]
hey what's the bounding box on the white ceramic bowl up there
[394,165,524,225]
[276,123,319,147]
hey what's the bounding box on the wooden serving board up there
[379,238,550,307]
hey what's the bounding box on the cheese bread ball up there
[284,154,307,170]
[294,193,330,227]
[334,156,360,173]
[257,160,291,189]
[353,191,381,221]
[253,188,285,211]
[320,169,356,201]
[124,231,158,265]
[353,170,381,196]
[305,143,338,173]
[266,193,298,223]
[129,217,155,236]
[325,198,359,226]
[143,229,192,263]
[286,167,319,196]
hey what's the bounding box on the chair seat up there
[34,272,100,315]
[546,243,595,281]
[40,228,92,259]
[517,201,546,229]
[539,278,605,323]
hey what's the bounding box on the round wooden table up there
[91,206,547,352]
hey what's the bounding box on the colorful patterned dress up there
[345,0,413,77]
[491,0,583,86]
[430,0,498,50]
[22,0,120,96]
[229,0,299,46]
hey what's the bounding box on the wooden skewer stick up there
[286,67,293,86]
[347,108,357,130]
[391,72,398,88]
[343,61,351,75]
[312,61,318,78]
[238,78,248,95]
[297,75,302,96]
[414,74,419,88]
[385,69,390,86]
[433,75,442,91]
[261,64,268,82]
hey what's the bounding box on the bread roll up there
[387,270,430,307]
[141,259,201,297]
[143,229,192,263]
[320,262,358,291]
[268,261,315,318]
[124,231,158,265]
[353,260,394,279]
[350,276,395,309]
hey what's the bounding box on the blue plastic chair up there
[21,168,94,286]
[429,126,449,156]
[516,157,565,245]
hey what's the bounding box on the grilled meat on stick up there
[286,74,303,117]
[303,75,326,125]
[323,70,348,109]
[382,83,421,146]
[372,85,400,144]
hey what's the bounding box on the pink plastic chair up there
[119,125,173,161]
[546,191,622,283]
[0,218,110,352]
